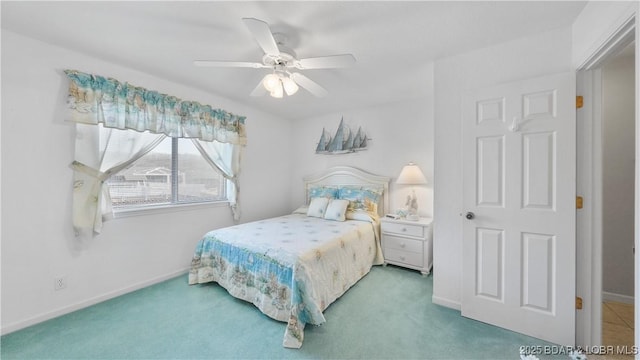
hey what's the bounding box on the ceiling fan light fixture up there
[262,73,280,92]
[270,80,284,98]
[282,76,299,96]
[194,18,354,99]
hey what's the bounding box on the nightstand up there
[380,217,433,275]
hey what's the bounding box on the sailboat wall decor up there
[315,117,370,155]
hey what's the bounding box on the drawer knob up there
[402,227,407,232]
[400,243,406,248]
[400,256,405,261]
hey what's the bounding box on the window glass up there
[177,139,225,203]
[107,136,226,209]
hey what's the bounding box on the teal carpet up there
[1,266,562,359]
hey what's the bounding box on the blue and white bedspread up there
[188,213,383,348]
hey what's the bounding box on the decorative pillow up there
[307,197,330,218]
[308,186,339,199]
[324,199,350,222]
[346,209,379,223]
[337,186,383,213]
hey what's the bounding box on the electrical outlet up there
[54,276,67,291]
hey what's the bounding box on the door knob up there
[465,212,475,220]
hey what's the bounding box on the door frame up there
[575,12,637,348]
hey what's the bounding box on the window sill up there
[112,201,230,219]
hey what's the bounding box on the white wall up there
[289,63,434,218]
[0,30,292,333]
[572,1,638,69]
[602,48,636,300]
[432,26,573,309]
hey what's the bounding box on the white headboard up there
[303,166,391,216]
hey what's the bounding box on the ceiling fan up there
[194,18,356,98]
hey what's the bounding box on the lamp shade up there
[396,162,427,185]
[262,73,280,92]
[281,76,299,96]
[270,80,284,98]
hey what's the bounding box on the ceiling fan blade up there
[295,54,356,69]
[193,60,266,68]
[250,77,268,97]
[242,18,280,56]
[291,73,328,97]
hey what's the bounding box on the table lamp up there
[396,162,427,221]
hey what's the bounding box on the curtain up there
[64,70,247,144]
[72,124,166,239]
[192,140,242,220]
[65,70,247,239]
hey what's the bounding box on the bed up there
[188,166,390,348]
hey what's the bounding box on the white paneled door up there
[461,73,576,345]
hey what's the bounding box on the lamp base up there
[405,214,420,221]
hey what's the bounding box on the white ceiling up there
[1,1,587,121]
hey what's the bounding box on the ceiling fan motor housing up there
[263,32,297,67]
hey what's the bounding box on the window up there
[107,136,227,210]
[65,70,245,236]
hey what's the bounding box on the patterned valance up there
[64,70,247,145]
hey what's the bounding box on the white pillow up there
[324,199,350,221]
[307,197,330,218]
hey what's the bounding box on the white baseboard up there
[603,291,634,304]
[1,268,189,335]
[432,295,461,311]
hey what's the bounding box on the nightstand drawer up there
[384,248,423,267]
[383,235,423,253]
[381,222,424,238]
